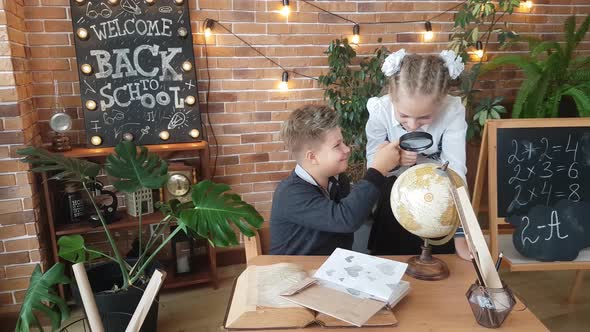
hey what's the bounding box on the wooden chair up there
[244,226,271,263]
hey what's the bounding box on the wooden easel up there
[473,119,590,303]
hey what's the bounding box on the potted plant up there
[15,141,264,331]
[482,14,590,118]
[318,38,389,182]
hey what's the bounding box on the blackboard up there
[70,0,202,147]
[496,127,590,218]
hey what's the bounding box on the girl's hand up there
[400,150,418,166]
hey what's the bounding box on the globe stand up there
[405,240,449,281]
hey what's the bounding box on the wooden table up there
[248,255,549,331]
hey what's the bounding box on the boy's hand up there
[371,141,400,176]
[454,237,471,261]
[400,150,418,166]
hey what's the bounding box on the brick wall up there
[0,0,589,310]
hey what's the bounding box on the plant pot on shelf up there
[71,260,160,332]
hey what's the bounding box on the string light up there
[351,24,360,44]
[76,28,89,40]
[204,19,214,38]
[281,0,290,17]
[80,64,93,75]
[189,129,200,138]
[85,100,97,111]
[159,131,170,141]
[475,40,484,59]
[523,1,533,9]
[423,21,434,42]
[279,71,289,91]
[90,136,102,146]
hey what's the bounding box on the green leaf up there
[105,141,169,193]
[58,235,101,264]
[177,180,264,247]
[17,147,100,183]
[562,86,590,116]
[15,264,70,332]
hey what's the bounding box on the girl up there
[365,49,470,260]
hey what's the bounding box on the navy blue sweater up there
[270,168,385,255]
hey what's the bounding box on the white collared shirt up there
[294,164,334,198]
[365,94,467,182]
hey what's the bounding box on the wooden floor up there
[6,265,589,332]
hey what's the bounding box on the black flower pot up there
[71,261,159,332]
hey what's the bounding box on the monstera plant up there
[16,141,263,331]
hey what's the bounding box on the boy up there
[270,105,400,255]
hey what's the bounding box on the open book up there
[224,251,410,330]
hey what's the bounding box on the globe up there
[390,163,464,245]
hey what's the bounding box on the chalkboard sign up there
[69,0,202,147]
[497,127,590,217]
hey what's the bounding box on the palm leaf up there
[178,180,264,247]
[562,86,590,116]
[15,264,70,332]
[58,235,101,264]
[105,141,168,193]
[17,147,100,183]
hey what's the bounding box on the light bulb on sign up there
[351,24,360,44]
[159,131,170,141]
[174,0,184,5]
[185,95,196,106]
[85,100,97,111]
[108,0,119,5]
[90,136,102,146]
[279,71,289,91]
[423,21,433,42]
[77,28,89,40]
[74,0,85,4]
[81,64,93,75]
[281,0,290,17]
[123,133,134,141]
[178,27,188,38]
[189,129,200,138]
[145,0,155,5]
[182,61,193,72]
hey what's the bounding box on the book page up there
[248,263,309,308]
[313,248,408,302]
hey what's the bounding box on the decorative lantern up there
[125,188,154,217]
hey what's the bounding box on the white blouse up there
[365,94,467,182]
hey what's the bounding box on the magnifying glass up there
[399,132,433,152]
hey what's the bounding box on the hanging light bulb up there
[76,28,89,40]
[189,129,200,138]
[90,135,102,146]
[204,19,214,38]
[524,0,533,9]
[475,40,484,59]
[279,71,289,91]
[280,0,290,17]
[85,100,97,111]
[80,64,93,75]
[159,130,170,141]
[423,21,434,42]
[351,24,360,44]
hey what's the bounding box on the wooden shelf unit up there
[40,142,218,295]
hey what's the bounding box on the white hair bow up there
[380,49,465,79]
[381,49,406,77]
[439,50,464,79]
